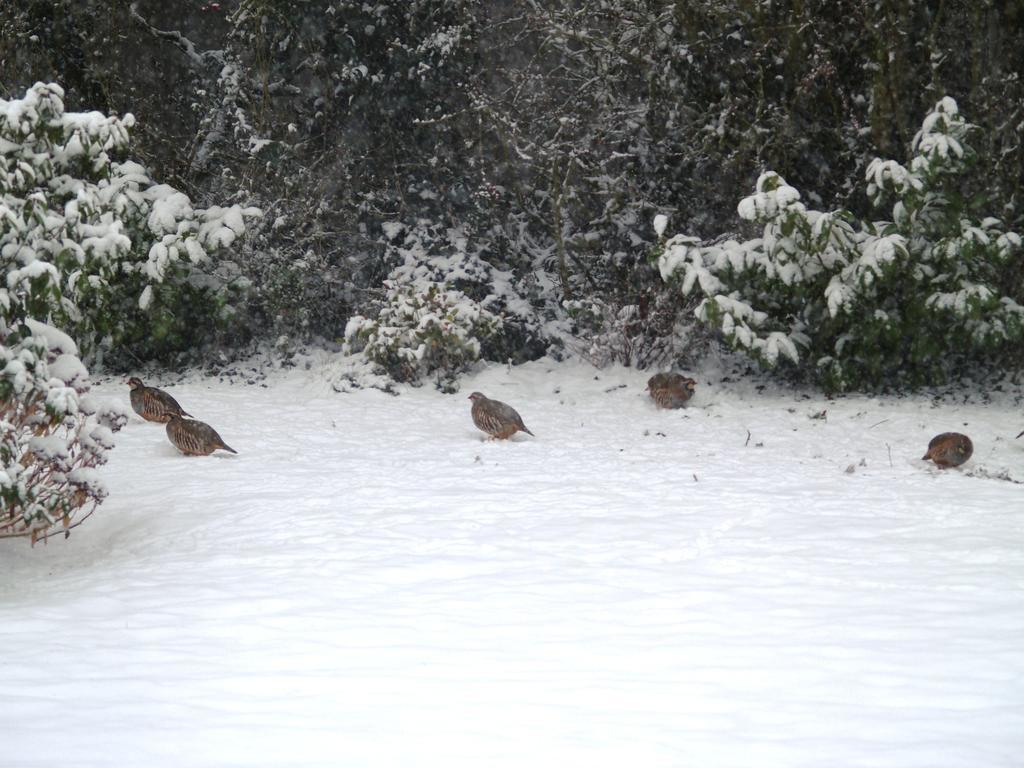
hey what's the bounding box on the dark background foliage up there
[3,0,1022,374]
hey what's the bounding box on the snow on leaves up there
[1,320,126,543]
[656,98,1022,390]
[912,97,967,167]
[865,159,923,201]
[1,82,260,356]
[345,222,503,389]
[737,172,803,223]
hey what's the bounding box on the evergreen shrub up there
[657,98,1023,391]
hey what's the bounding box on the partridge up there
[921,432,973,468]
[166,414,237,456]
[468,392,534,440]
[646,372,696,409]
[128,377,192,423]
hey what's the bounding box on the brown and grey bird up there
[165,414,237,456]
[921,432,973,468]
[128,377,192,423]
[468,392,534,440]
[646,372,697,409]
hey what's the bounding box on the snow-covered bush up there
[1,319,126,543]
[345,223,503,391]
[658,98,1024,391]
[0,82,260,366]
[1,82,258,540]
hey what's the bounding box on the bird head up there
[468,392,486,402]
[127,377,144,389]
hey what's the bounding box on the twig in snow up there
[886,443,893,468]
[745,430,751,447]
[869,419,890,429]
[965,467,1024,484]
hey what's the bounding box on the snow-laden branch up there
[128,3,225,70]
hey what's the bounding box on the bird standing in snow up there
[646,372,697,409]
[165,414,237,456]
[128,377,192,423]
[468,392,534,440]
[921,432,973,468]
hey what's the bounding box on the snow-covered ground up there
[3,357,1024,768]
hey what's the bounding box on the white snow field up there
[3,357,1023,768]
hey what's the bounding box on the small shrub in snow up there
[0,82,260,366]
[657,98,1024,391]
[344,222,503,391]
[566,289,703,371]
[344,221,557,391]
[1,320,126,543]
[346,279,498,390]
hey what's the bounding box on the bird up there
[921,432,973,468]
[127,377,192,423]
[646,372,697,409]
[468,392,534,440]
[165,414,237,456]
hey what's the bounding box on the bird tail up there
[522,426,535,436]
[1017,430,1024,439]
[221,443,238,454]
